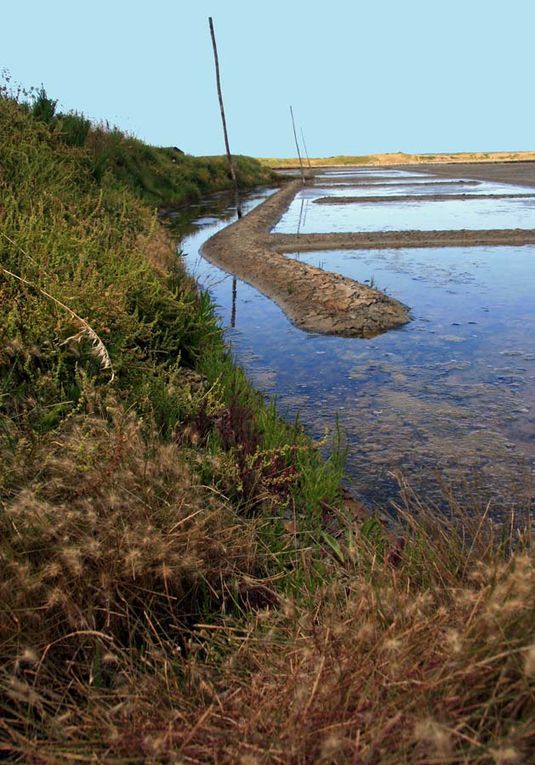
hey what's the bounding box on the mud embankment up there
[313,192,535,205]
[271,228,535,252]
[201,182,410,338]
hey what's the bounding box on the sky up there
[3,0,535,158]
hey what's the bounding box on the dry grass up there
[174,557,535,763]
[1,403,262,639]
[3,465,534,763]
[136,225,178,276]
[0,396,269,755]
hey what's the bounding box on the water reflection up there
[274,194,535,234]
[231,276,237,328]
[304,182,532,198]
[282,246,535,512]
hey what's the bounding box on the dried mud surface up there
[201,181,410,338]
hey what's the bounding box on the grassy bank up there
[1,90,535,764]
[14,84,274,206]
[85,131,275,207]
[260,150,535,169]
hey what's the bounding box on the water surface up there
[305,182,532,198]
[274,195,535,234]
[177,188,535,514]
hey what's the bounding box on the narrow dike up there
[202,181,410,338]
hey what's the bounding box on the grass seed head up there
[413,718,452,756]
[489,747,521,764]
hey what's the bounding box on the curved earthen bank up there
[201,182,410,338]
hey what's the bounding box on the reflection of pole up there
[231,276,237,328]
[290,105,305,185]
[209,17,242,219]
[301,127,312,168]
[297,196,305,236]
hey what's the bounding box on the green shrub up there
[57,111,91,146]
[30,85,57,124]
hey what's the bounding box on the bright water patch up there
[273,195,535,234]
[301,182,532,199]
[316,169,431,179]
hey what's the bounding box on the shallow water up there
[305,182,532,199]
[284,247,535,508]
[177,188,535,514]
[316,169,430,178]
[273,194,535,234]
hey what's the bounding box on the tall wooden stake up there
[290,105,305,185]
[209,17,242,219]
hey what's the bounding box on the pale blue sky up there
[3,0,534,157]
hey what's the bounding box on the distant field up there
[260,150,535,168]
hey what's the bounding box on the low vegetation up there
[84,129,274,207]
[1,86,534,763]
[260,150,535,169]
[9,79,274,206]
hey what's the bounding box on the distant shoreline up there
[260,151,535,169]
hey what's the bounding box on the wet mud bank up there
[313,192,535,205]
[201,181,410,338]
[271,228,535,252]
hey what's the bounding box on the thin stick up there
[301,127,312,168]
[290,105,305,185]
[209,17,242,219]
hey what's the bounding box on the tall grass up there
[84,125,275,205]
[0,88,343,759]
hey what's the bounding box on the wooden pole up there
[290,105,305,185]
[209,17,242,219]
[301,127,312,168]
